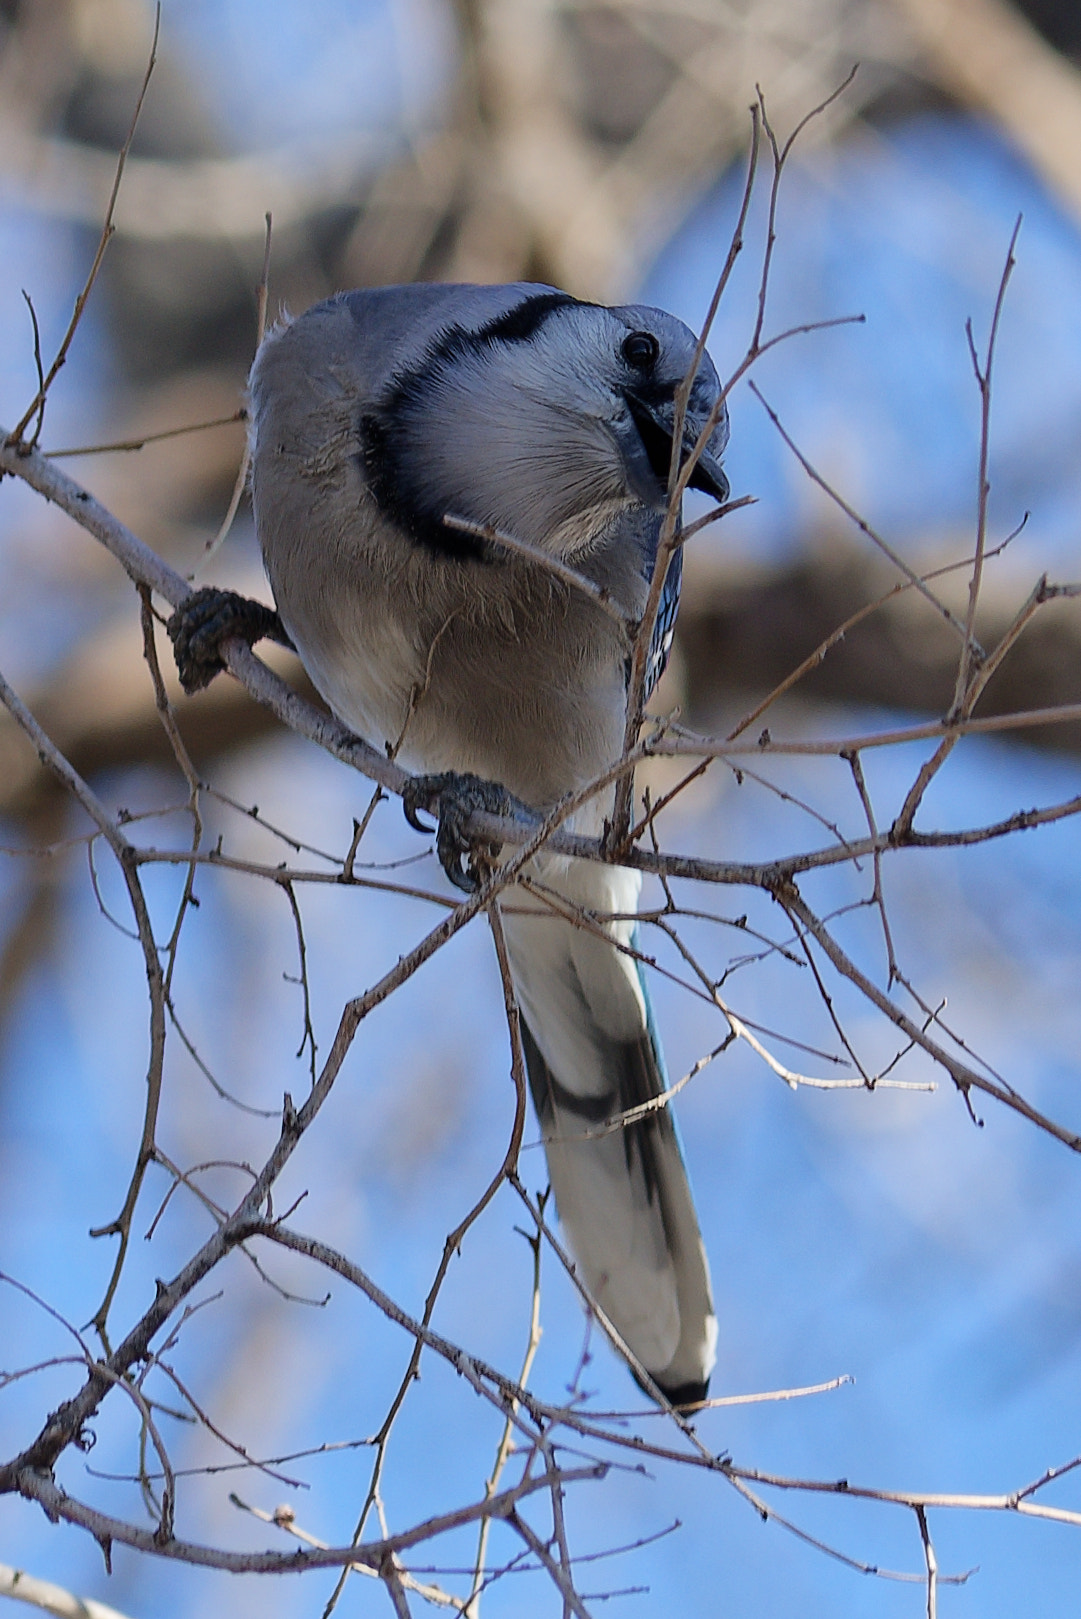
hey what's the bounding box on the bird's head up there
[366,287,730,558]
[595,300,730,510]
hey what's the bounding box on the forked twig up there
[7,6,161,449]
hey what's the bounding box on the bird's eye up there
[621,331,659,369]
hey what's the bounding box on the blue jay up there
[170,283,729,1405]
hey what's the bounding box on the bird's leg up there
[402,771,531,892]
[167,587,294,694]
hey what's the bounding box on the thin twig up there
[203,213,273,562]
[916,1505,938,1619]
[0,666,168,1345]
[951,217,1021,715]
[443,515,632,629]
[749,380,971,639]
[7,6,161,448]
[45,410,247,458]
[320,881,534,1616]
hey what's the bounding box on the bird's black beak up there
[623,390,729,507]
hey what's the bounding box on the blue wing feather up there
[643,543,683,703]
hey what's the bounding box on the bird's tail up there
[499,858,716,1404]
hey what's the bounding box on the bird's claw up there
[402,771,522,892]
[167,587,291,694]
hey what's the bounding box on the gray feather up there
[248,281,727,1397]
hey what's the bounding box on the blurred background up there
[2,0,1081,1615]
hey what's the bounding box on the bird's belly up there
[402,653,627,813]
[275,544,629,813]
[303,625,626,813]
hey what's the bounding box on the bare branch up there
[0,1563,135,1619]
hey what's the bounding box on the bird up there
[169,282,730,1406]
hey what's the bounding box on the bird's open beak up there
[622,391,729,507]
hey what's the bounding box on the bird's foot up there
[402,771,527,892]
[167,587,293,694]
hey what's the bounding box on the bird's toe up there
[402,771,525,891]
[167,587,289,694]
